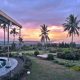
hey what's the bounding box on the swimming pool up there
[0,59,6,68]
[0,57,18,77]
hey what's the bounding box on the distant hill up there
[0,41,40,46]
[0,41,80,47]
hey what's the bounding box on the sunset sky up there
[0,0,80,43]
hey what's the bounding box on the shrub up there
[64,53,75,60]
[1,76,9,80]
[53,59,75,68]
[49,49,57,53]
[25,53,33,56]
[9,53,13,57]
[34,50,39,56]
[77,49,80,53]
[58,62,65,65]
[11,73,20,80]
[47,54,54,60]
[56,52,64,59]
[0,50,4,53]
[0,53,14,57]
[24,57,32,72]
[53,60,59,63]
[64,51,71,54]
[24,61,32,70]
[57,48,63,52]
[74,52,80,60]
[57,51,80,60]
[64,63,75,67]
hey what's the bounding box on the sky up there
[0,0,80,43]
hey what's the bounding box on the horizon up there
[0,41,80,45]
[0,0,80,43]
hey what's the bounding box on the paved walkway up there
[10,57,24,76]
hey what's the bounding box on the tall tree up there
[10,28,18,43]
[18,37,23,49]
[63,14,80,48]
[40,24,50,47]
[18,37,23,43]
[0,23,7,46]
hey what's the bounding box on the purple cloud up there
[0,0,80,26]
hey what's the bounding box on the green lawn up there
[27,56,80,80]
[54,58,80,66]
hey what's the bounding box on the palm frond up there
[40,24,50,43]
[63,14,80,37]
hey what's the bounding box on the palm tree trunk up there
[46,39,48,50]
[44,39,47,52]
[71,33,73,53]
[71,33,73,50]
[72,33,73,44]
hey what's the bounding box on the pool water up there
[0,59,6,68]
[0,57,18,77]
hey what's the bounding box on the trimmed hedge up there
[34,50,39,56]
[49,49,57,53]
[47,54,54,60]
[57,51,80,60]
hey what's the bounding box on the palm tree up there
[40,24,50,49]
[63,14,80,48]
[0,23,7,46]
[10,28,18,43]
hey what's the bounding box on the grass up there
[53,58,80,72]
[71,66,80,71]
[10,49,80,80]
[54,58,80,66]
[27,56,80,80]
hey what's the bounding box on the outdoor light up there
[19,52,22,56]
[27,71,30,75]
[0,23,4,26]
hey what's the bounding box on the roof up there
[0,10,22,28]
